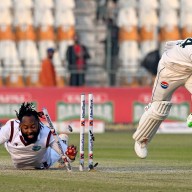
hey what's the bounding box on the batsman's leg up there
[133,101,172,158]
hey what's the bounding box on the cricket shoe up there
[59,133,69,145]
[187,113,192,127]
[134,140,148,159]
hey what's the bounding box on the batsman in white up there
[0,102,77,169]
[133,37,192,159]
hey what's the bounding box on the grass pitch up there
[1,132,192,192]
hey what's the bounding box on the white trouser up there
[152,61,192,102]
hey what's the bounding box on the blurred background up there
[1,0,190,87]
[0,0,191,133]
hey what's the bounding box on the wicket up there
[79,93,96,171]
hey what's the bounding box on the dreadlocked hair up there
[16,102,44,123]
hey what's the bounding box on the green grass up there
[1,132,192,192]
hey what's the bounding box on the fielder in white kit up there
[133,37,192,159]
[0,102,77,169]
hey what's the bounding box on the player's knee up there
[133,101,172,142]
[151,101,172,119]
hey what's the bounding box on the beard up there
[21,129,40,144]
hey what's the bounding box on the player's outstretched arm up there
[50,140,77,162]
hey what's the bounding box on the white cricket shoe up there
[134,141,148,159]
[59,133,69,146]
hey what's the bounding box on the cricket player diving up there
[133,37,192,159]
[0,102,77,169]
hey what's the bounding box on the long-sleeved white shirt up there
[0,119,64,169]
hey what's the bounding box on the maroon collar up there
[20,135,31,146]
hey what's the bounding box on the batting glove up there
[65,145,78,161]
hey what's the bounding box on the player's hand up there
[65,145,77,161]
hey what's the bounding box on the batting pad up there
[133,101,172,142]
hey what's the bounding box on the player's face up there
[20,115,40,144]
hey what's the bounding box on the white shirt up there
[0,119,62,169]
[162,38,192,67]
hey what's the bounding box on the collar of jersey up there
[19,130,41,145]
